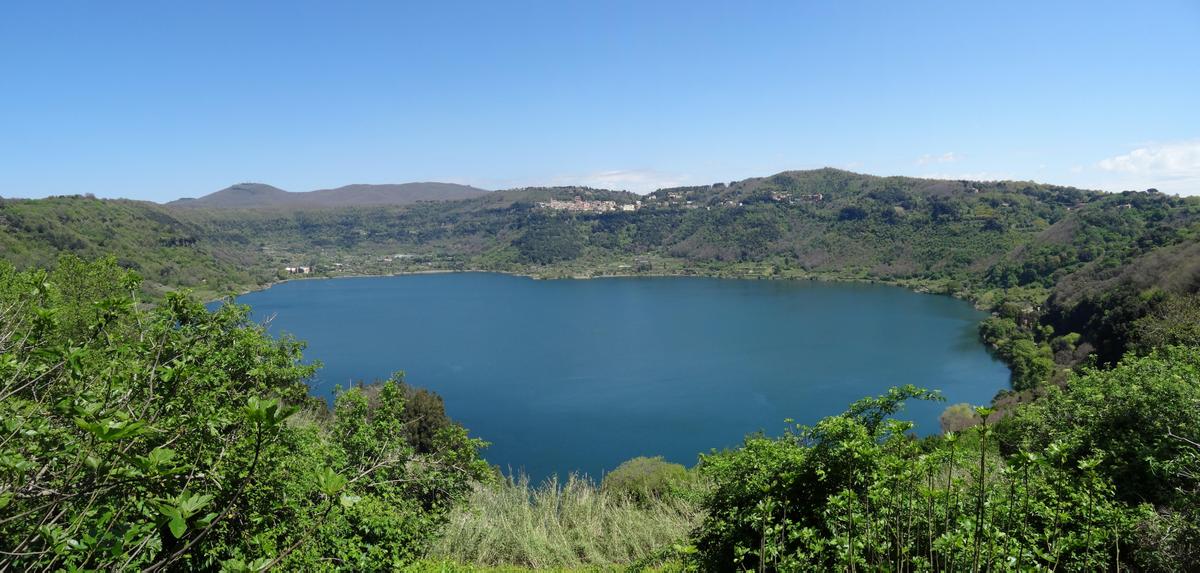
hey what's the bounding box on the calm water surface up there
[234,273,1008,481]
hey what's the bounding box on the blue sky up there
[2,1,1198,200]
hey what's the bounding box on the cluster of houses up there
[538,196,641,213]
[538,189,833,214]
[283,266,312,274]
[770,191,824,204]
[647,192,694,208]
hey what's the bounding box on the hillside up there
[5,169,1199,370]
[170,169,1200,375]
[168,181,490,209]
[175,168,1147,285]
[0,195,272,297]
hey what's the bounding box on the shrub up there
[692,384,1142,571]
[939,402,982,433]
[601,456,689,502]
[0,256,491,571]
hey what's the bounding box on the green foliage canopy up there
[0,257,491,571]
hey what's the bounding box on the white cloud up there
[917,171,1011,182]
[550,169,688,194]
[915,152,962,166]
[1095,140,1200,195]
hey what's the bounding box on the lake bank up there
[217,262,989,311]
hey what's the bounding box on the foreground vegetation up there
[414,352,1200,571]
[0,258,490,570]
[692,358,1200,571]
[429,469,702,569]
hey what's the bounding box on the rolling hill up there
[167,181,490,209]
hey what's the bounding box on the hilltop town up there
[538,196,641,213]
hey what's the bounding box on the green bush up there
[0,256,491,571]
[692,383,1147,571]
[600,456,688,502]
[997,346,1200,506]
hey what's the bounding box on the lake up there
[233,273,1009,481]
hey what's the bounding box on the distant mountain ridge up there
[168,181,489,209]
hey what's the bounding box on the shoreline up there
[211,265,982,309]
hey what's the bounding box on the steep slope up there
[0,195,271,296]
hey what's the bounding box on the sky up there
[1,1,1198,201]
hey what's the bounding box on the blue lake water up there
[232,273,1009,481]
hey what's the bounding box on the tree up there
[1131,292,1200,354]
[940,403,982,433]
[1007,338,1054,390]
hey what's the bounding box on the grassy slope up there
[428,475,700,570]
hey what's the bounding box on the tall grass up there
[428,473,704,569]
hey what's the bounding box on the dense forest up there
[2,169,1199,570]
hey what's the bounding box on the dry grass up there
[427,474,703,570]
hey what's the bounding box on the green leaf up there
[167,516,186,539]
[339,493,362,508]
[244,396,297,428]
[176,492,213,516]
[74,417,147,442]
[135,447,177,473]
[315,467,347,496]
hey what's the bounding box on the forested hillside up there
[0,196,273,298]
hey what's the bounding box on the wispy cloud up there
[1093,140,1200,195]
[915,152,962,166]
[549,169,688,193]
[918,171,1011,182]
